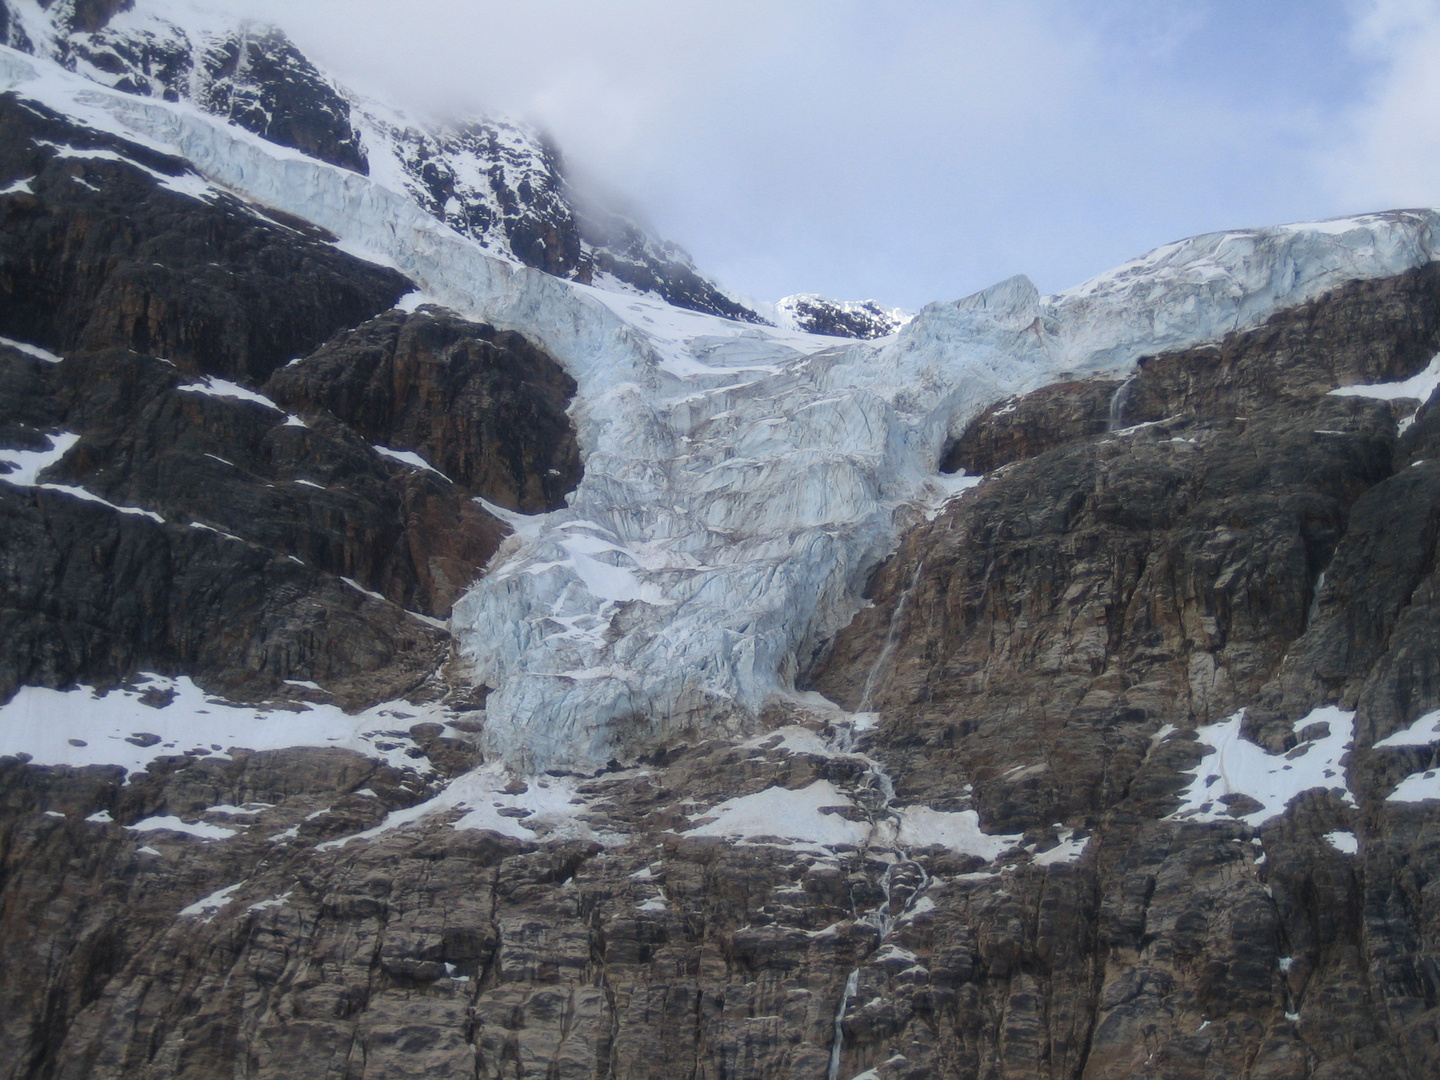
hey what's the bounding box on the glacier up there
[3,44,1438,771]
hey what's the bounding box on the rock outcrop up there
[265,307,582,514]
[775,293,911,339]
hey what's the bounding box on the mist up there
[210,0,1440,309]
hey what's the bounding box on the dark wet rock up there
[0,94,410,385]
[941,377,1123,475]
[0,339,512,703]
[265,306,582,513]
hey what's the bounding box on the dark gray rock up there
[265,307,582,513]
[0,94,410,385]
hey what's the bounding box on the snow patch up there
[0,333,60,361]
[372,445,445,476]
[1032,828,1090,866]
[128,815,237,841]
[1373,709,1440,747]
[179,881,244,921]
[39,483,165,522]
[0,431,79,486]
[684,781,869,848]
[1324,830,1358,854]
[1330,354,1440,403]
[245,889,293,914]
[1388,769,1440,803]
[741,726,837,758]
[177,375,282,411]
[894,806,1021,860]
[317,764,618,850]
[1170,707,1356,827]
[0,673,460,775]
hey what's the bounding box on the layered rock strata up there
[807,270,1440,1078]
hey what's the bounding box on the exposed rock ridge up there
[774,293,912,339]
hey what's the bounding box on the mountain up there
[0,0,775,323]
[772,293,913,338]
[3,3,1440,1079]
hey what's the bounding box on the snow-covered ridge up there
[2,44,1438,771]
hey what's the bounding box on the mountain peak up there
[772,293,912,339]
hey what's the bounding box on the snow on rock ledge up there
[1169,706,1356,827]
[4,47,1439,771]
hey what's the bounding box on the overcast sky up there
[233,0,1440,310]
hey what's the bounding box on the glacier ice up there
[4,45,1440,770]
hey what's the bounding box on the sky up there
[229,0,1440,310]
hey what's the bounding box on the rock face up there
[0,94,410,385]
[804,268,1440,1077]
[0,341,500,705]
[265,307,582,514]
[6,4,1440,1079]
[192,26,369,174]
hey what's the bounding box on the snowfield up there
[3,44,1440,771]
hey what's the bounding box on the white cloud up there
[176,2,1404,307]
[1322,0,1440,211]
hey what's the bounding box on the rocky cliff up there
[3,4,1440,1080]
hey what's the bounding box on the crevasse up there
[3,46,1437,770]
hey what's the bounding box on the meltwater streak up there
[7,48,1439,770]
[1108,373,1138,431]
[827,969,860,1080]
[856,560,926,715]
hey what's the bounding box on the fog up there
[212,0,1440,309]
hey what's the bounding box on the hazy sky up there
[230,0,1440,309]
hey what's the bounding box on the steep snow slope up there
[2,45,1437,770]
